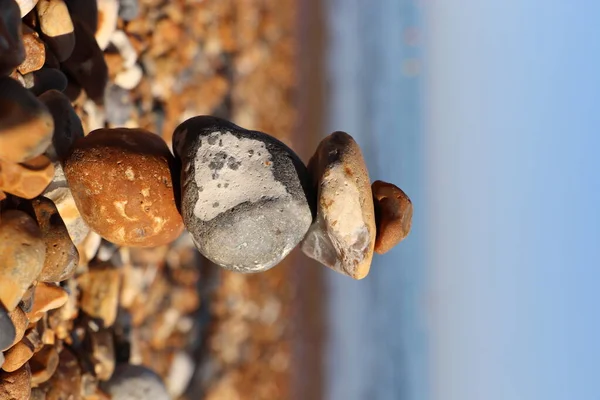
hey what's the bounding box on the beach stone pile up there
[0,0,412,398]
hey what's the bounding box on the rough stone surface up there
[19,24,46,74]
[0,76,54,163]
[38,89,84,162]
[64,128,183,247]
[30,196,79,282]
[0,155,54,199]
[0,210,46,311]
[28,68,69,96]
[0,0,25,76]
[301,131,376,279]
[2,339,34,372]
[61,18,108,103]
[172,116,313,272]
[36,0,75,61]
[100,364,169,400]
[4,307,28,351]
[372,180,413,254]
[78,264,121,327]
[0,307,16,352]
[0,362,31,400]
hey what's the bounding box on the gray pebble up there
[0,306,16,352]
[172,116,314,272]
[104,83,132,126]
[100,364,170,400]
[118,0,139,21]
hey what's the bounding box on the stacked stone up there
[0,0,412,398]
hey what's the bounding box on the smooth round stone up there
[0,155,55,199]
[0,362,31,400]
[18,24,45,75]
[0,306,16,352]
[30,197,79,282]
[0,0,25,76]
[0,210,46,311]
[100,364,169,400]
[301,131,376,279]
[372,180,413,254]
[2,339,34,372]
[64,128,183,247]
[60,18,108,103]
[38,90,84,162]
[26,282,68,323]
[28,68,68,96]
[36,0,75,62]
[172,116,314,272]
[0,77,54,163]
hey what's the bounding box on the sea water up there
[324,1,427,399]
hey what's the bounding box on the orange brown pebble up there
[372,180,413,254]
[63,128,183,247]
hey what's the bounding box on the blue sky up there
[424,2,600,399]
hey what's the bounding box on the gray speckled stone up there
[172,116,314,272]
[100,364,169,400]
[0,306,16,352]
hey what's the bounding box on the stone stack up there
[0,0,413,398]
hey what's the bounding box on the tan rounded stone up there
[0,77,54,163]
[18,24,45,75]
[3,307,29,351]
[30,197,79,282]
[26,283,69,323]
[29,345,59,386]
[372,180,413,254]
[0,210,46,311]
[77,264,121,327]
[36,0,75,62]
[301,131,376,279]
[0,155,54,199]
[2,339,34,372]
[64,128,184,247]
[0,362,31,400]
